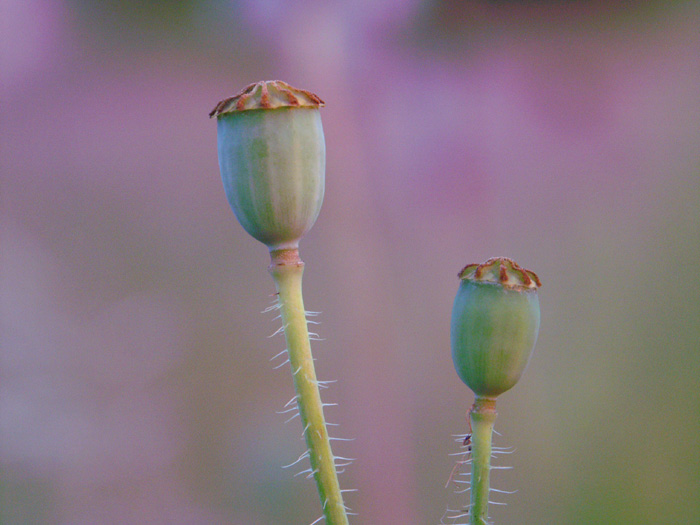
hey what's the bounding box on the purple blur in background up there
[2,1,699,523]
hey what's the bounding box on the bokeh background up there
[2,1,699,524]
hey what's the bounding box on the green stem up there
[469,397,497,525]
[269,248,349,525]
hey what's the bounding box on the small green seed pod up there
[451,257,541,398]
[210,80,326,251]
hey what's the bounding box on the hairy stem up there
[469,397,497,525]
[269,248,348,525]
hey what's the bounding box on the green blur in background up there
[1,1,699,524]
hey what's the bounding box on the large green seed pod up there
[451,257,541,398]
[210,80,326,250]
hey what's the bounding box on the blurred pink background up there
[2,1,699,523]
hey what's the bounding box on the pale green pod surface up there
[451,257,541,397]
[211,81,326,250]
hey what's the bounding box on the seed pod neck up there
[471,396,497,416]
[269,247,303,269]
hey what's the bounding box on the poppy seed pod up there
[210,81,326,250]
[451,257,541,398]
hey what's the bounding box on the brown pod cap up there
[210,80,325,117]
